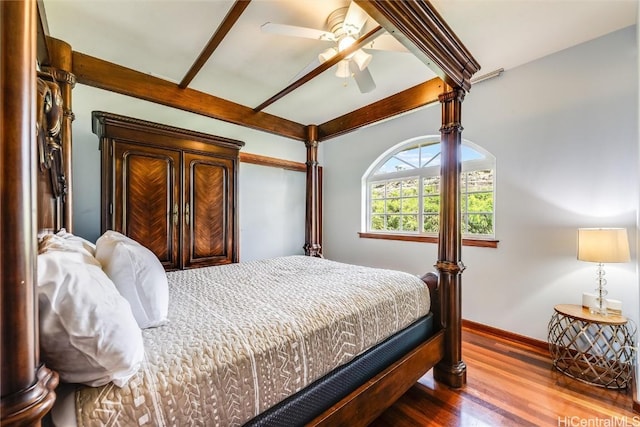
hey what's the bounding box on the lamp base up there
[589,305,608,316]
[590,263,609,316]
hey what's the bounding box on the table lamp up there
[577,228,630,316]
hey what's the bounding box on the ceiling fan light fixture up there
[335,60,351,78]
[318,48,337,64]
[338,35,356,58]
[352,49,372,71]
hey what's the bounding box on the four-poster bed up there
[0,0,479,425]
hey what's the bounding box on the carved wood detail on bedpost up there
[35,74,69,233]
[1,1,59,425]
[434,87,467,388]
[304,125,323,257]
[41,37,76,232]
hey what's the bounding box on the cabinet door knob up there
[173,203,179,225]
[185,203,190,226]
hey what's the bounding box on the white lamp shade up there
[577,228,630,263]
[318,48,337,64]
[352,49,372,71]
[335,60,351,78]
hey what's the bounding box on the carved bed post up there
[0,1,59,425]
[304,124,322,257]
[434,87,467,388]
[42,37,75,232]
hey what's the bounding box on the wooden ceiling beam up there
[72,50,307,141]
[354,0,480,91]
[179,0,251,89]
[253,25,386,113]
[317,76,446,141]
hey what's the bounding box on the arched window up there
[362,135,496,240]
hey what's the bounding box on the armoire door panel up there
[183,152,233,268]
[114,142,180,270]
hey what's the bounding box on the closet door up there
[113,142,180,270]
[183,152,235,269]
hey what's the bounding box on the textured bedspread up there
[73,256,430,426]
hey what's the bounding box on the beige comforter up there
[74,256,430,426]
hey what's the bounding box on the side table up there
[547,304,636,389]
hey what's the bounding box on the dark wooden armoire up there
[92,111,244,270]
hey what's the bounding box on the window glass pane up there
[423,195,440,213]
[375,157,414,174]
[371,215,385,231]
[401,178,419,196]
[386,181,401,198]
[395,146,421,168]
[386,198,401,213]
[387,215,401,231]
[402,197,419,213]
[402,215,419,232]
[466,170,493,192]
[423,176,440,195]
[466,213,493,235]
[371,199,385,214]
[371,183,385,199]
[466,192,493,213]
[420,144,441,167]
[423,214,439,233]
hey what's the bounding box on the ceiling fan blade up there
[261,22,335,41]
[344,2,369,36]
[363,33,408,52]
[349,60,376,93]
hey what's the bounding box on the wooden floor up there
[371,325,636,426]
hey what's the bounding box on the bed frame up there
[0,1,479,425]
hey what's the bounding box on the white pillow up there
[95,231,169,329]
[38,233,96,261]
[55,228,97,256]
[38,240,144,387]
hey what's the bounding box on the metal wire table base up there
[548,309,636,389]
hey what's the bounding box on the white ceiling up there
[43,0,638,126]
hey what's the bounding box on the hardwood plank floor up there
[371,325,637,426]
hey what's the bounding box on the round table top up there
[554,304,627,325]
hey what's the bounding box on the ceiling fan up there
[261,2,393,94]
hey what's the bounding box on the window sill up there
[358,232,499,248]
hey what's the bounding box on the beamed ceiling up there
[40,0,637,142]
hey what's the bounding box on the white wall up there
[70,85,306,260]
[239,163,305,260]
[322,26,639,341]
